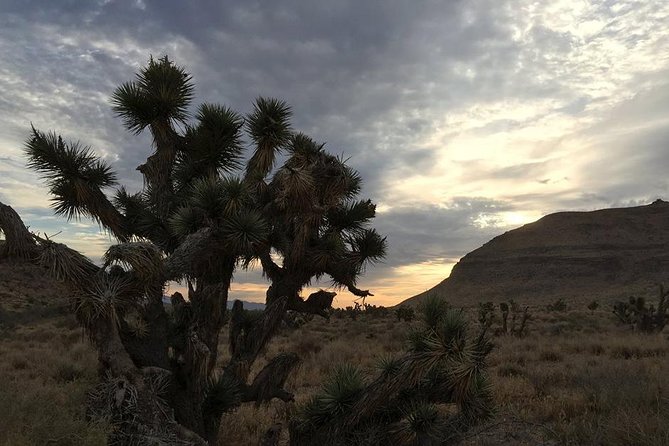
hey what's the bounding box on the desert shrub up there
[497,363,524,377]
[587,300,599,314]
[11,357,29,370]
[343,305,360,320]
[547,298,568,312]
[539,350,564,363]
[394,306,415,322]
[283,310,312,329]
[294,335,323,357]
[53,362,86,383]
[362,304,389,318]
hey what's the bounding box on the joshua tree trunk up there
[500,302,509,334]
[0,202,38,259]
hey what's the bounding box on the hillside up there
[0,258,74,326]
[403,199,669,306]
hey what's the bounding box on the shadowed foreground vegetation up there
[1,259,667,446]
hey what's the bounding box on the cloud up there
[1,1,669,305]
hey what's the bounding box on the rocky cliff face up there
[403,200,669,306]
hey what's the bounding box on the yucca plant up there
[290,294,494,445]
[1,55,385,445]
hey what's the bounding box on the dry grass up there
[0,320,108,445]
[216,306,669,445]
[1,261,667,445]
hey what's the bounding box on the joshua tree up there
[613,287,668,333]
[1,56,386,445]
[477,301,495,327]
[289,295,494,445]
[476,301,530,338]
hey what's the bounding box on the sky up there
[1,1,669,307]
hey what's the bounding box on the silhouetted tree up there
[1,56,386,445]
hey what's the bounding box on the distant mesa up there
[227,300,265,311]
[162,296,265,311]
[402,200,669,307]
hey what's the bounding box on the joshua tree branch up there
[287,290,336,318]
[242,352,300,406]
[324,265,374,298]
[258,248,283,281]
[346,284,373,297]
[0,201,38,258]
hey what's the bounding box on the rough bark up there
[118,287,172,369]
[138,121,179,220]
[191,275,234,374]
[228,297,288,382]
[82,290,208,444]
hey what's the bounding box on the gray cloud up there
[376,197,515,267]
[1,1,669,303]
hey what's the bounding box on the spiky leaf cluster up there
[203,374,243,419]
[111,55,194,134]
[175,104,245,189]
[300,364,366,426]
[291,294,494,445]
[260,133,387,295]
[25,128,126,238]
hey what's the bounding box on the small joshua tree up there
[0,56,386,445]
[484,301,530,337]
[587,300,599,314]
[499,302,510,333]
[613,287,668,333]
[363,303,389,318]
[478,301,496,327]
[289,295,494,445]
